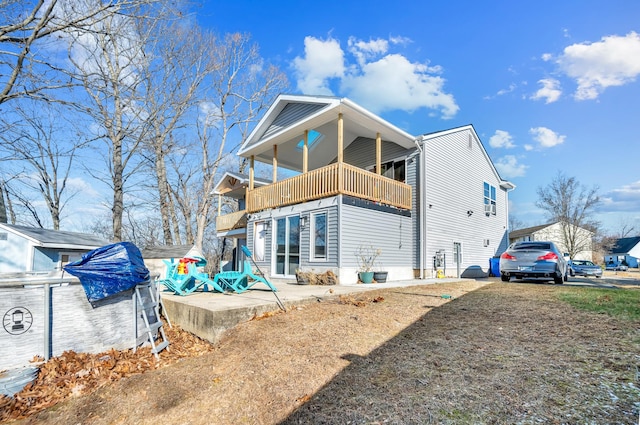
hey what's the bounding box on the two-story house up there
[215,94,514,284]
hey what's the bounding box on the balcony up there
[216,210,248,232]
[246,162,411,213]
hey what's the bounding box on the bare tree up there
[166,33,287,251]
[64,6,156,241]
[509,215,525,231]
[611,217,637,238]
[0,0,156,105]
[137,19,219,245]
[536,172,601,258]
[0,102,86,229]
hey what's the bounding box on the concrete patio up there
[159,277,458,344]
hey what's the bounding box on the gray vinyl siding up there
[421,128,509,274]
[263,103,326,140]
[246,197,339,277]
[299,206,339,269]
[340,202,413,270]
[343,137,414,168]
[406,151,420,269]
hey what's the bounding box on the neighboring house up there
[0,223,109,274]
[508,222,594,261]
[605,236,640,268]
[213,171,270,272]
[214,94,514,284]
[141,245,198,279]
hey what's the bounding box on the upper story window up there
[484,182,496,215]
[368,159,406,183]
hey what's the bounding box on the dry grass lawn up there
[3,280,640,424]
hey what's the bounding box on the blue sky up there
[197,0,640,234]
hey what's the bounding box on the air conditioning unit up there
[484,203,496,216]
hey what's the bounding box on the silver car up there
[569,260,603,278]
[499,241,568,284]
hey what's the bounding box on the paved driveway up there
[505,269,640,288]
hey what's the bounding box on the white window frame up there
[253,221,266,262]
[310,211,328,262]
[483,182,497,216]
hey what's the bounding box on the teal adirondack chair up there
[160,258,225,296]
[213,247,277,294]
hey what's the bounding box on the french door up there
[274,215,300,277]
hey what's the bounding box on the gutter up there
[414,136,425,279]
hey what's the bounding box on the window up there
[483,182,496,215]
[311,212,327,260]
[369,159,406,183]
[253,221,266,261]
[453,242,462,264]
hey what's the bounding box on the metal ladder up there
[134,281,169,359]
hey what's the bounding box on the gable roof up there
[141,245,202,260]
[0,223,109,250]
[212,171,270,198]
[237,94,416,172]
[420,125,515,191]
[508,223,554,240]
[610,236,640,254]
[509,221,596,241]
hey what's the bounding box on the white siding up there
[340,197,413,283]
[531,223,593,261]
[421,128,509,276]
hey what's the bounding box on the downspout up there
[414,136,425,279]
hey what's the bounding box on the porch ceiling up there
[239,96,417,172]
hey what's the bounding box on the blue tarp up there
[64,242,150,304]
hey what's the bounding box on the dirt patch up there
[3,280,639,424]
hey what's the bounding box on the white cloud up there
[199,101,221,127]
[529,127,566,148]
[292,36,345,95]
[497,83,516,96]
[555,31,640,100]
[291,35,459,119]
[66,176,101,198]
[389,35,412,46]
[495,155,527,179]
[600,180,640,212]
[530,78,562,103]
[489,130,515,148]
[347,37,389,66]
[541,53,553,61]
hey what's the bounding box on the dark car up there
[569,260,602,278]
[499,241,568,284]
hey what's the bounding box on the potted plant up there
[356,244,381,283]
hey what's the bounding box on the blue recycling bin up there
[489,257,500,277]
